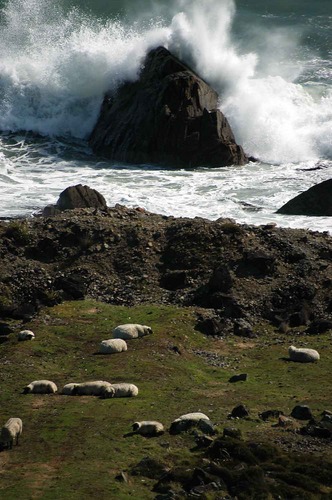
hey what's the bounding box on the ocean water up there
[0,0,331,231]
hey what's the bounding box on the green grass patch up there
[0,300,331,498]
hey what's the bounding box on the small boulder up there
[194,435,214,449]
[223,427,243,440]
[57,184,107,210]
[259,410,284,421]
[307,319,332,335]
[43,184,107,215]
[208,266,233,293]
[195,316,225,336]
[0,322,14,336]
[54,273,88,300]
[230,404,250,419]
[229,373,248,383]
[233,319,255,338]
[290,405,313,421]
[300,424,332,439]
[131,456,169,480]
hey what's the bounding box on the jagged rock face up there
[89,46,248,168]
[277,179,332,216]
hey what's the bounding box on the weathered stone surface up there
[230,404,250,419]
[1,198,332,326]
[195,316,225,336]
[0,322,14,336]
[290,405,313,421]
[258,410,284,421]
[42,184,107,215]
[223,427,243,439]
[277,179,332,216]
[56,185,107,210]
[89,46,248,168]
[233,318,255,338]
[229,373,248,383]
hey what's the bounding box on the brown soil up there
[0,205,331,336]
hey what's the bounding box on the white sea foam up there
[0,0,330,164]
[0,0,331,231]
[0,133,331,234]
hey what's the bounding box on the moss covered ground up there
[0,300,331,499]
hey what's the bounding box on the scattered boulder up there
[229,373,248,383]
[89,46,248,168]
[258,410,284,421]
[160,271,188,291]
[223,427,243,440]
[0,322,14,336]
[195,315,225,336]
[131,456,169,480]
[208,266,233,293]
[229,404,250,419]
[57,184,107,210]
[236,250,276,278]
[233,319,255,338]
[54,273,88,300]
[290,405,313,421]
[194,435,214,449]
[277,179,332,216]
[300,424,332,439]
[307,318,332,334]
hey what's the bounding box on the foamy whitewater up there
[0,0,331,232]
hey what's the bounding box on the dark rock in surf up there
[42,184,107,215]
[277,179,332,216]
[89,46,248,168]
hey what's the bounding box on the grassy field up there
[0,300,331,499]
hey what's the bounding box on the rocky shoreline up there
[1,200,331,337]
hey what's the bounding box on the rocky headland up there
[1,186,332,498]
[1,187,331,338]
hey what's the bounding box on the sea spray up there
[0,0,170,137]
[163,0,331,164]
[0,0,330,229]
[0,0,330,166]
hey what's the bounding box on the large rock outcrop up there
[277,179,332,216]
[89,46,248,168]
